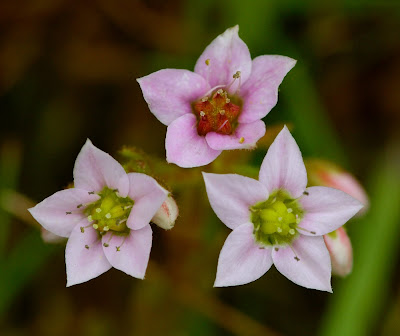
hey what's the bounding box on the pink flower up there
[137,25,296,168]
[324,227,353,277]
[203,126,363,291]
[28,140,168,286]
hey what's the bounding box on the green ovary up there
[251,190,304,246]
[84,187,134,234]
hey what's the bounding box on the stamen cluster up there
[193,88,241,136]
[84,187,134,234]
[251,190,303,246]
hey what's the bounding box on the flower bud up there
[151,195,178,230]
[305,159,369,216]
[324,227,353,277]
[41,227,65,244]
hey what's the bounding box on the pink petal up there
[28,189,100,237]
[65,223,111,287]
[272,235,332,292]
[137,69,210,126]
[194,25,252,93]
[239,55,296,123]
[102,225,152,279]
[298,186,363,236]
[73,139,129,197]
[126,173,168,230]
[166,114,221,168]
[205,120,266,150]
[214,223,273,287]
[259,126,307,198]
[203,173,269,230]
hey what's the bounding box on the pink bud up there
[324,227,353,277]
[41,227,65,244]
[305,159,369,216]
[151,195,178,230]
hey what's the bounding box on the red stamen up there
[192,89,241,136]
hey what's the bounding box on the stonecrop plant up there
[29,140,171,286]
[203,127,363,291]
[26,25,369,294]
[138,25,296,167]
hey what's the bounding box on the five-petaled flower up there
[28,140,169,286]
[137,25,296,168]
[203,126,363,291]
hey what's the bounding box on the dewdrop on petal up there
[151,194,179,230]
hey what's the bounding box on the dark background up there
[1,1,400,335]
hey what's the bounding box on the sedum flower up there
[324,227,353,277]
[29,140,168,286]
[203,126,363,291]
[137,25,296,168]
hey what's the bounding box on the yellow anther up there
[205,59,210,66]
[92,224,99,229]
[239,137,245,143]
[233,71,241,79]
[103,226,110,232]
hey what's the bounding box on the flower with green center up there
[250,190,305,247]
[29,139,169,286]
[203,126,363,291]
[137,25,296,167]
[84,187,134,234]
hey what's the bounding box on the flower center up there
[192,70,243,136]
[250,190,304,246]
[84,187,133,234]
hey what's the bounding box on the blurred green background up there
[1,0,400,335]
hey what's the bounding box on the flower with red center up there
[28,140,169,286]
[137,25,296,168]
[203,127,363,291]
